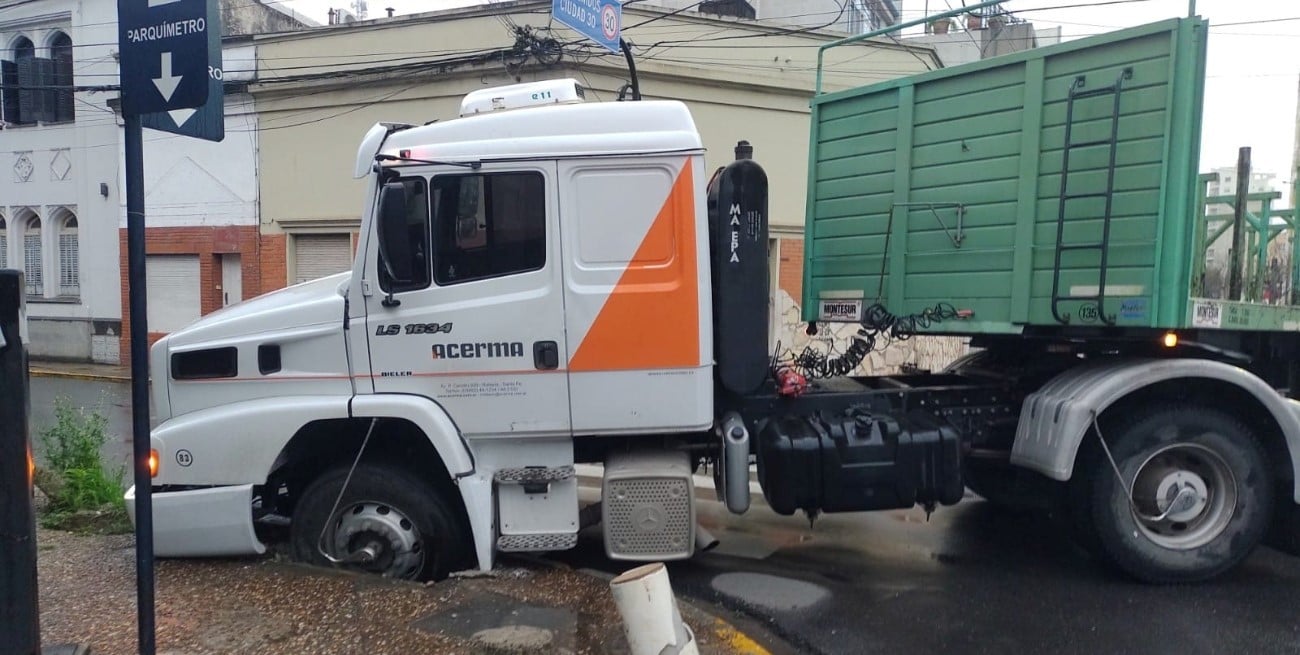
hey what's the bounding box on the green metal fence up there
[1186,168,1300,330]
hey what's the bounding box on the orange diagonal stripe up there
[569,161,699,371]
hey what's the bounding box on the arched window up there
[58,212,78,297]
[49,32,73,122]
[0,216,7,269]
[24,215,42,296]
[11,37,33,58]
[2,36,36,125]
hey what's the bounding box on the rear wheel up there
[1075,405,1272,583]
[290,463,467,581]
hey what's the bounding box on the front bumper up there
[124,484,266,557]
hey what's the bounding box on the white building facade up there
[907,11,1061,68]
[648,0,900,33]
[2,0,302,363]
[1,0,123,362]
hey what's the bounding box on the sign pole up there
[124,110,156,655]
[117,0,216,649]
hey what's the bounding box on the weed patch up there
[36,397,130,535]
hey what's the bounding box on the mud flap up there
[1267,499,1300,557]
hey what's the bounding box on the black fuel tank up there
[755,409,964,516]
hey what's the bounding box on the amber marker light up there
[1162,332,1178,348]
[149,449,160,478]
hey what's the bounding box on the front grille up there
[604,477,692,560]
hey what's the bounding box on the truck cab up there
[133,79,720,578]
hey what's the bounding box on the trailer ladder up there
[1049,67,1132,325]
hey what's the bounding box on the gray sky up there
[284,0,1299,199]
[980,0,1300,203]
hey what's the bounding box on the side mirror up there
[377,182,414,286]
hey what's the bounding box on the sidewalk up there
[37,527,779,655]
[29,359,130,383]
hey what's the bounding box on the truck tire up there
[1079,405,1273,583]
[290,463,467,581]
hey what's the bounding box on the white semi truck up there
[129,49,1300,583]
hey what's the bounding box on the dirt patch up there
[36,528,771,655]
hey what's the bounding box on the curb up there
[29,368,130,383]
[710,617,774,655]
[507,555,778,655]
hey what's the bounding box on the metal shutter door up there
[294,234,352,284]
[146,255,200,333]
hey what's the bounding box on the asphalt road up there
[29,376,132,471]
[558,489,1300,655]
[29,377,1300,654]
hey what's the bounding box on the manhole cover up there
[710,572,829,611]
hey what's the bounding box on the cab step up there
[494,465,576,484]
[497,532,578,552]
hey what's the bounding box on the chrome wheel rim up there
[331,501,424,578]
[1129,442,1236,550]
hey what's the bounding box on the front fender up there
[347,394,475,477]
[1011,358,1300,503]
[151,396,351,485]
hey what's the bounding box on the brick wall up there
[260,233,287,294]
[119,226,279,364]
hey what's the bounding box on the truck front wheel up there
[1078,405,1273,583]
[290,463,467,581]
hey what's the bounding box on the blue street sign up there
[141,0,223,141]
[552,0,622,54]
[117,0,210,116]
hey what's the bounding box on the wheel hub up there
[1153,470,1209,522]
[332,502,424,578]
[1129,443,1237,551]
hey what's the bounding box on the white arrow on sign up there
[168,108,197,126]
[147,0,183,7]
[153,52,182,101]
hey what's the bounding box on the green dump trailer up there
[761,12,1300,584]
[803,16,1300,333]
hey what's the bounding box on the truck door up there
[364,162,570,437]
[558,155,713,434]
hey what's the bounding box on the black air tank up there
[707,141,770,395]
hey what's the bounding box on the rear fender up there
[1011,358,1300,503]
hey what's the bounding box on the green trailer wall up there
[803,17,1209,332]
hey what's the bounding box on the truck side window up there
[430,172,545,285]
[377,177,431,292]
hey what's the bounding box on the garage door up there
[146,254,200,333]
[294,234,353,284]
